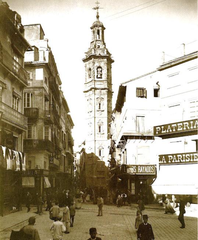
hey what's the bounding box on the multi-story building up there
[23,24,74,199]
[83,7,114,165]
[111,72,159,203]
[152,48,198,204]
[111,44,198,204]
[0,2,31,215]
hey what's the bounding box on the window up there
[12,95,19,111]
[154,88,160,97]
[35,68,43,80]
[96,66,102,79]
[88,68,91,78]
[136,88,147,98]
[13,54,19,73]
[45,126,51,140]
[24,92,33,108]
[136,116,145,133]
[97,29,100,40]
[28,125,33,138]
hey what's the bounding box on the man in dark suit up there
[178,199,186,228]
[137,214,154,240]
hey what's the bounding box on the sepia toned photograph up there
[0,0,197,239]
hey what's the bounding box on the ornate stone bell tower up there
[83,2,114,164]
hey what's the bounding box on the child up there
[69,203,76,227]
[50,217,66,240]
[87,228,102,240]
[137,215,155,240]
[135,209,143,230]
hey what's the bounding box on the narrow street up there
[0,203,197,240]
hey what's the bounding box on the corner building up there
[83,10,114,165]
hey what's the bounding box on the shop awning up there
[22,177,35,188]
[44,177,51,188]
[152,164,198,195]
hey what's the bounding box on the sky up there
[5,0,198,149]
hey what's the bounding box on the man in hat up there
[21,216,41,240]
[137,214,154,240]
[87,227,102,240]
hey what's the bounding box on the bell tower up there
[83,2,114,164]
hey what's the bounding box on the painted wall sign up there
[159,152,198,165]
[154,119,198,136]
[127,165,156,175]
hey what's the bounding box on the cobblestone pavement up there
[0,203,197,240]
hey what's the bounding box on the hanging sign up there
[154,119,198,136]
[127,165,156,175]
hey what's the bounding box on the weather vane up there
[93,1,103,20]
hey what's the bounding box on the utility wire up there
[106,0,158,18]
[106,0,166,20]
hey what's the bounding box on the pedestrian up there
[36,193,43,215]
[26,191,32,212]
[97,196,104,216]
[62,205,70,233]
[50,202,60,221]
[50,217,66,240]
[137,197,145,214]
[121,193,127,205]
[87,227,102,240]
[178,199,186,228]
[20,216,41,240]
[46,192,52,211]
[137,214,155,240]
[164,197,175,214]
[116,195,122,207]
[69,202,76,227]
[135,209,143,230]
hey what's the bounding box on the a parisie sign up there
[154,119,198,136]
[159,152,198,165]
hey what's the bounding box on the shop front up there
[0,145,26,216]
[152,152,198,203]
[118,164,157,204]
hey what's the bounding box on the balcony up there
[0,46,28,86]
[0,101,27,131]
[24,139,54,153]
[24,108,39,119]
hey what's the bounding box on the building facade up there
[0,2,75,216]
[152,49,198,203]
[23,24,74,200]
[83,8,114,165]
[0,2,30,215]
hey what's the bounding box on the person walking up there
[97,196,104,216]
[50,217,66,240]
[50,202,60,221]
[46,192,52,211]
[69,202,76,227]
[135,209,143,230]
[36,193,43,215]
[87,227,102,240]
[62,205,70,233]
[178,199,186,228]
[137,214,155,240]
[26,191,32,212]
[20,216,41,240]
[137,197,145,214]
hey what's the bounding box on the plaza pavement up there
[0,202,197,240]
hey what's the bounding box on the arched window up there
[96,66,102,79]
